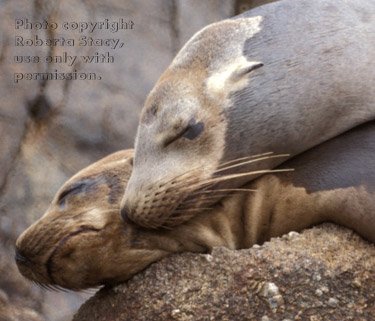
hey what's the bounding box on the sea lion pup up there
[15,122,375,290]
[121,0,375,229]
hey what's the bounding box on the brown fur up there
[15,122,375,290]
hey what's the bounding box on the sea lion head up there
[15,150,169,290]
[121,16,266,229]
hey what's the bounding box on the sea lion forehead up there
[140,74,201,125]
[53,164,128,215]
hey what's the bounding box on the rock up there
[74,224,375,321]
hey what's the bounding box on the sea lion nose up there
[120,206,133,224]
[15,247,30,266]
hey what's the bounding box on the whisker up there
[174,188,257,199]
[145,183,260,208]
[53,284,69,293]
[154,163,204,189]
[169,207,213,213]
[95,208,119,215]
[214,154,290,174]
[80,286,101,295]
[37,282,59,291]
[162,167,290,195]
[154,154,280,193]
[175,194,230,206]
[139,156,293,228]
[142,191,231,209]
[159,169,290,207]
[216,152,275,169]
[150,153,290,201]
[166,210,213,222]
[195,188,257,194]
[193,168,294,188]
[173,190,257,208]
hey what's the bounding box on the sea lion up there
[15,121,375,290]
[120,0,375,229]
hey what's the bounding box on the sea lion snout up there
[120,205,133,224]
[15,247,30,266]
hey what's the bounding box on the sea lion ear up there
[229,61,264,82]
[206,60,263,101]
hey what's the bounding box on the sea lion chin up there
[15,122,375,290]
[121,0,375,229]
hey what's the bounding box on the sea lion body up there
[16,121,375,290]
[121,0,375,228]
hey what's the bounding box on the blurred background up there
[0,0,271,320]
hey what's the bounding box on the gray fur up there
[122,0,375,228]
[222,0,375,178]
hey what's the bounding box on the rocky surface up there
[74,224,375,321]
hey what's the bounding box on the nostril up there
[120,206,134,224]
[15,247,29,265]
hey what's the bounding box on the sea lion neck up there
[151,194,248,253]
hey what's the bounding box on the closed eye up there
[163,118,205,147]
[163,124,191,147]
[58,182,87,209]
[182,121,204,140]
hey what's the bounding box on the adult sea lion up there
[120,0,375,229]
[15,122,375,290]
